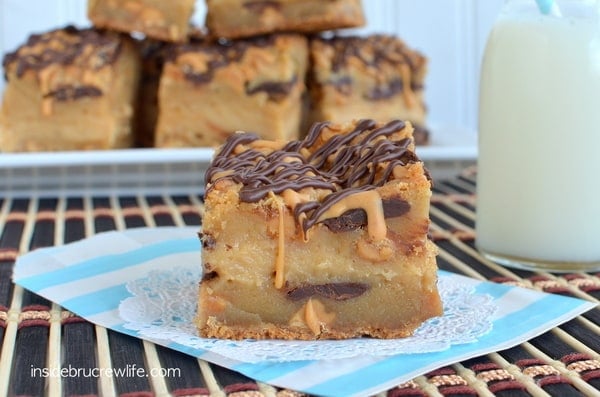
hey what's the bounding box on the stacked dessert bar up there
[154,33,309,147]
[0,27,141,151]
[0,0,430,151]
[0,1,442,342]
[307,34,429,145]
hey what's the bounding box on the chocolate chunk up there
[245,76,298,102]
[411,123,430,146]
[202,270,219,282]
[323,208,366,232]
[170,35,277,85]
[285,282,369,301]
[382,198,411,218]
[243,1,281,13]
[199,232,217,250]
[329,76,353,95]
[45,85,103,101]
[365,82,425,101]
[323,198,410,233]
[365,79,404,100]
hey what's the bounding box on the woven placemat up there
[0,168,598,397]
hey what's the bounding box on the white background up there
[0,0,506,133]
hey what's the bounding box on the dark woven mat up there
[0,168,599,396]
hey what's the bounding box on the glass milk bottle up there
[476,0,600,272]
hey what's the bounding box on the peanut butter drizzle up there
[317,34,425,103]
[2,26,123,115]
[274,199,286,289]
[289,298,336,335]
[167,34,280,85]
[209,169,235,181]
[400,63,416,108]
[206,119,420,236]
[206,120,424,285]
[169,26,179,41]
[304,299,335,335]
[282,188,310,230]
[315,190,386,240]
[249,139,287,151]
[206,120,418,234]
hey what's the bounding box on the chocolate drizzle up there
[313,35,426,96]
[206,119,420,235]
[323,35,420,73]
[168,35,277,85]
[2,26,122,79]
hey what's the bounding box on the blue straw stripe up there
[18,237,199,291]
[536,0,555,14]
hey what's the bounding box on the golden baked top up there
[164,34,307,101]
[2,26,126,102]
[206,119,428,239]
[3,26,123,77]
[310,34,427,99]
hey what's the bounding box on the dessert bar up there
[0,26,140,152]
[307,35,429,144]
[198,118,442,340]
[155,34,308,147]
[205,0,365,39]
[88,0,195,42]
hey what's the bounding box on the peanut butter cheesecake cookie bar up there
[0,26,140,152]
[198,118,442,340]
[154,34,308,147]
[205,0,365,39]
[88,0,196,43]
[307,35,429,145]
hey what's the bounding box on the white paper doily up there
[119,267,496,363]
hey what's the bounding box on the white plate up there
[0,147,215,168]
[0,124,476,196]
[0,123,476,167]
[417,123,477,160]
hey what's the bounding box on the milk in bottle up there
[476,0,600,271]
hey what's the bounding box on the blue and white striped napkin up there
[13,227,596,397]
